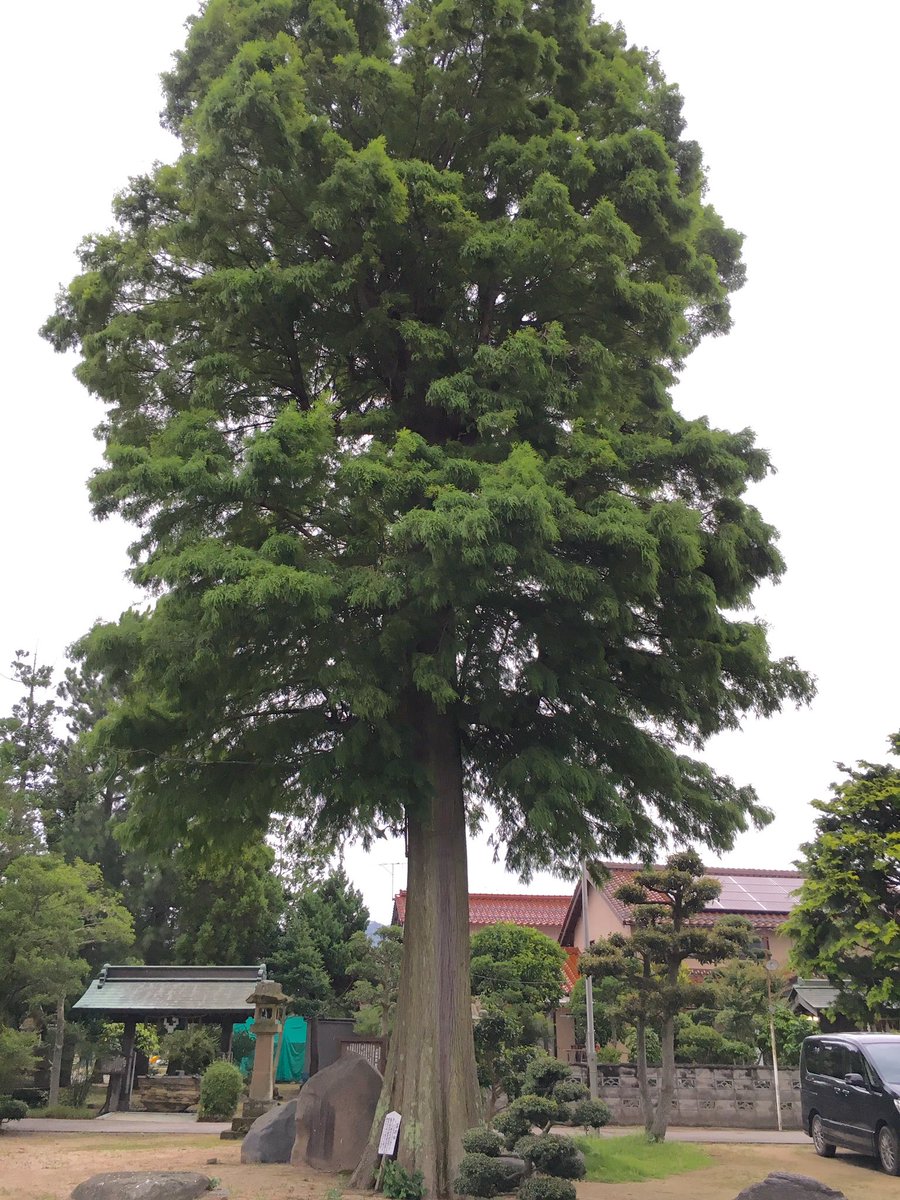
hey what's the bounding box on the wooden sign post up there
[375,1110,402,1190]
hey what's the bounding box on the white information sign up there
[378,1111,402,1156]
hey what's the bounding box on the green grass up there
[574,1133,712,1183]
[26,1104,95,1119]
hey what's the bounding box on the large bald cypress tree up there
[45,0,810,1191]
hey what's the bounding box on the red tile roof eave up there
[392,891,572,930]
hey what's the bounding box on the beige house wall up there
[570,887,627,951]
[569,883,795,969]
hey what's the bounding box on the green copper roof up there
[73,964,266,1017]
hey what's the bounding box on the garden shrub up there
[0,1096,28,1128]
[493,1104,532,1149]
[518,1177,577,1200]
[198,1060,243,1119]
[454,1152,517,1197]
[624,1027,661,1065]
[675,1023,755,1065]
[515,1133,585,1180]
[462,1126,505,1156]
[382,1160,425,1200]
[162,1026,219,1074]
[552,1078,588,1104]
[595,1043,621,1065]
[570,1098,611,1130]
[506,1094,558,1129]
[522,1055,571,1098]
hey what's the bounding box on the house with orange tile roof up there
[558,862,803,973]
[391,890,573,941]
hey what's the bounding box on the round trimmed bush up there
[519,1178,577,1200]
[493,1104,532,1149]
[517,1133,585,1179]
[454,1152,515,1197]
[462,1126,505,1156]
[507,1094,558,1128]
[552,1078,589,1104]
[198,1060,244,1119]
[522,1056,571,1098]
[0,1096,28,1127]
[570,1097,612,1130]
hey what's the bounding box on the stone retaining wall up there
[130,1074,201,1112]
[589,1064,803,1129]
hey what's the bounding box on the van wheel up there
[877,1125,900,1175]
[811,1115,836,1158]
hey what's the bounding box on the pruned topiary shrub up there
[454,1152,516,1198]
[570,1097,611,1131]
[552,1078,588,1105]
[198,1060,244,1119]
[515,1133,585,1180]
[522,1055,571,1098]
[462,1126,506,1156]
[493,1092,561,1148]
[518,1177,577,1200]
[507,1094,558,1129]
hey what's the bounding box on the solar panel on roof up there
[703,874,800,913]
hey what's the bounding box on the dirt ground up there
[0,1133,896,1200]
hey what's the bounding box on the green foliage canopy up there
[0,855,133,1025]
[784,738,900,1024]
[471,922,566,1013]
[43,0,810,878]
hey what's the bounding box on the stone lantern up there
[245,979,288,1116]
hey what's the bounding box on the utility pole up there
[765,958,783,1132]
[380,862,403,911]
[581,862,599,1099]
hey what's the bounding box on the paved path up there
[14,1111,231,1135]
[552,1123,808,1146]
[664,1127,807,1145]
[14,1111,808,1144]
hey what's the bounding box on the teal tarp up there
[233,1015,308,1082]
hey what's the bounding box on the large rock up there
[733,1173,848,1200]
[495,1155,529,1189]
[71,1172,211,1200]
[241,1098,298,1163]
[291,1054,382,1172]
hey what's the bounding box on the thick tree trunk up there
[649,1013,676,1141]
[635,1020,654,1138]
[48,995,66,1106]
[351,699,481,1197]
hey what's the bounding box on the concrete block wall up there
[592,1063,803,1129]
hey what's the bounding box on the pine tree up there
[44,0,811,1189]
[581,851,754,1140]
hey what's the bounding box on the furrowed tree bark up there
[351,697,481,1197]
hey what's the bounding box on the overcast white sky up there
[1,2,897,924]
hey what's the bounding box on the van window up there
[804,1041,826,1075]
[846,1048,866,1080]
[862,1039,900,1085]
[819,1043,846,1079]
